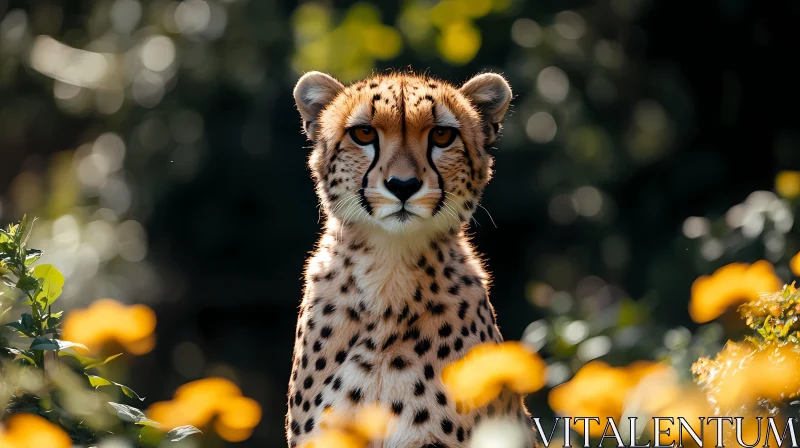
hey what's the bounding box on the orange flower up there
[301,404,395,448]
[641,389,778,448]
[693,341,800,409]
[441,342,547,413]
[791,252,800,277]
[0,413,72,448]
[776,170,800,199]
[62,299,156,354]
[147,377,262,443]
[689,261,782,323]
[548,361,670,437]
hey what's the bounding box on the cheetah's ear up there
[460,73,512,145]
[294,71,345,141]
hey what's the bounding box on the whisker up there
[440,202,461,227]
[332,194,359,213]
[342,202,360,226]
[339,202,360,240]
[477,203,498,229]
[441,203,459,222]
[334,193,358,210]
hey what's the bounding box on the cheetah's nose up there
[385,176,422,203]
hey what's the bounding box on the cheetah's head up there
[294,71,512,237]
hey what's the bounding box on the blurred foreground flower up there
[301,404,395,448]
[627,374,777,448]
[62,299,156,354]
[0,413,72,448]
[693,341,800,410]
[147,377,262,442]
[791,252,800,276]
[689,261,782,323]
[441,342,546,413]
[469,417,534,448]
[776,170,800,199]
[694,285,800,409]
[549,360,669,437]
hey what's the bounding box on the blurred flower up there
[437,21,481,65]
[291,3,402,81]
[147,377,262,442]
[644,389,711,447]
[441,342,547,413]
[637,385,775,448]
[62,299,156,354]
[775,170,800,199]
[689,261,782,324]
[791,252,800,276]
[549,360,670,437]
[624,366,714,446]
[301,404,395,448]
[301,429,364,448]
[470,417,533,448]
[692,341,800,410]
[0,413,72,448]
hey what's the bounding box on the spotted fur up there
[287,71,532,447]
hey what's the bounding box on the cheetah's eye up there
[349,126,377,146]
[431,127,457,148]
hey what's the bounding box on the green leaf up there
[108,402,151,424]
[30,337,88,352]
[89,376,145,401]
[88,375,113,387]
[46,317,61,329]
[6,223,19,239]
[6,348,36,365]
[5,321,34,337]
[5,313,33,334]
[30,337,59,351]
[58,348,97,364]
[164,425,202,441]
[32,264,64,306]
[84,353,122,370]
[24,249,43,266]
[119,383,145,401]
[16,275,38,295]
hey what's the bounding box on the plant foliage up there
[0,216,200,446]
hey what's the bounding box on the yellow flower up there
[647,394,776,448]
[693,341,800,410]
[301,404,395,448]
[0,413,72,448]
[147,377,262,442]
[548,360,670,437]
[61,299,157,354]
[689,261,782,323]
[302,429,365,448]
[791,252,800,276]
[776,170,800,199]
[441,342,547,413]
[436,20,481,65]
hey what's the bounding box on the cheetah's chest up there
[290,242,509,446]
[305,289,498,444]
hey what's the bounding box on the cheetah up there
[287,70,533,447]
